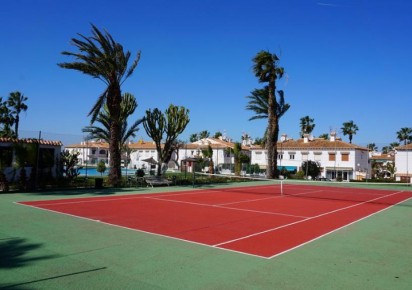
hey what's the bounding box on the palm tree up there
[7,91,28,139]
[341,120,359,144]
[389,142,400,151]
[318,133,329,140]
[0,97,15,138]
[246,87,290,122]
[246,87,289,147]
[59,24,140,186]
[252,51,283,179]
[251,50,286,179]
[299,116,315,137]
[366,143,378,152]
[396,127,412,145]
[82,93,143,150]
[381,146,390,154]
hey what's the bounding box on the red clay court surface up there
[18,184,412,259]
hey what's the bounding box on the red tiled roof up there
[65,141,109,149]
[0,137,62,146]
[250,138,368,151]
[396,143,412,150]
[370,154,394,161]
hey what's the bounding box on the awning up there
[278,165,297,172]
[325,167,354,171]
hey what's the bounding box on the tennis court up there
[17,181,412,259]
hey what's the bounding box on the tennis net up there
[192,172,412,205]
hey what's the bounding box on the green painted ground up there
[1,183,412,289]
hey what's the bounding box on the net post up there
[280,179,283,196]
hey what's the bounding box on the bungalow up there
[176,137,251,174]
[249,132,370,181]
[370,153,395,179]
[0,137,62,182]
[65,140,109,166]
[394,143,412,182]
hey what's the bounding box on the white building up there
[128,140,162,172]
[250,133,370,181]
[176,137,250,174]
[394,143,412,182]
[65,140,109,166]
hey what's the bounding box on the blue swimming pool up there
[77,167,136,176]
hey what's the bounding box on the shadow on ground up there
[0,237,56,269]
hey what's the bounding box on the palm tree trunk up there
[108,86,122,186]
[266,81,279,179]
[15,115,19,139]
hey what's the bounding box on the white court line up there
[17,185,280,206]
[15,189,411,260]
[266,194,412,259]
[15,201,269,260]
[213,190,406,247]
[143,196,309,219]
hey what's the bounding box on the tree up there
[396,127,412,145]
[143,104,190,176]
[225,142,250,176]
[60,150,80,181]
[189,130,210,142]
[96,160,107,176]
[214,131,222,139]
[7,91,28,139]
[189,133,198,142]
[202,145,214,174]
[366,143,378,152]
[246,87,290,124]
[341,120,359,144]
[253,137,265,145]
[381,146,390,154]
[199,130,210,139]
[251,51,286,179]
[0,97,15,138]
[318,133,329,140]
[389,142,400,151]
[301,160,321,179]
[58,24,140,187]
[82,93,144,151]
[299,116,315,137]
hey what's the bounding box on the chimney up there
[303,134,309,143]
[280,134,287,142]
[330,131,336,142]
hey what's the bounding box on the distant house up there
[176,137,250,174]
[370,153,395,179]
[0,137,62,182]
[250,132,370,181]
[128,140,162,173]
[65,140,109,166]
[394,143,412,182]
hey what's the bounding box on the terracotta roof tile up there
[0,137,62,146]
[251,138,368,151]
[396,143,412,150]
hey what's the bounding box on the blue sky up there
[1,0,411,148]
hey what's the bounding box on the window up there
[91,149,96,155]
[329,153,336,161]
[341,153,349,161]
[99,149,106,154]
[278,154,283,160]
[314,152,322,161]
[301,152,309,161]
[289,154,295,160]
[255,151,262,160]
